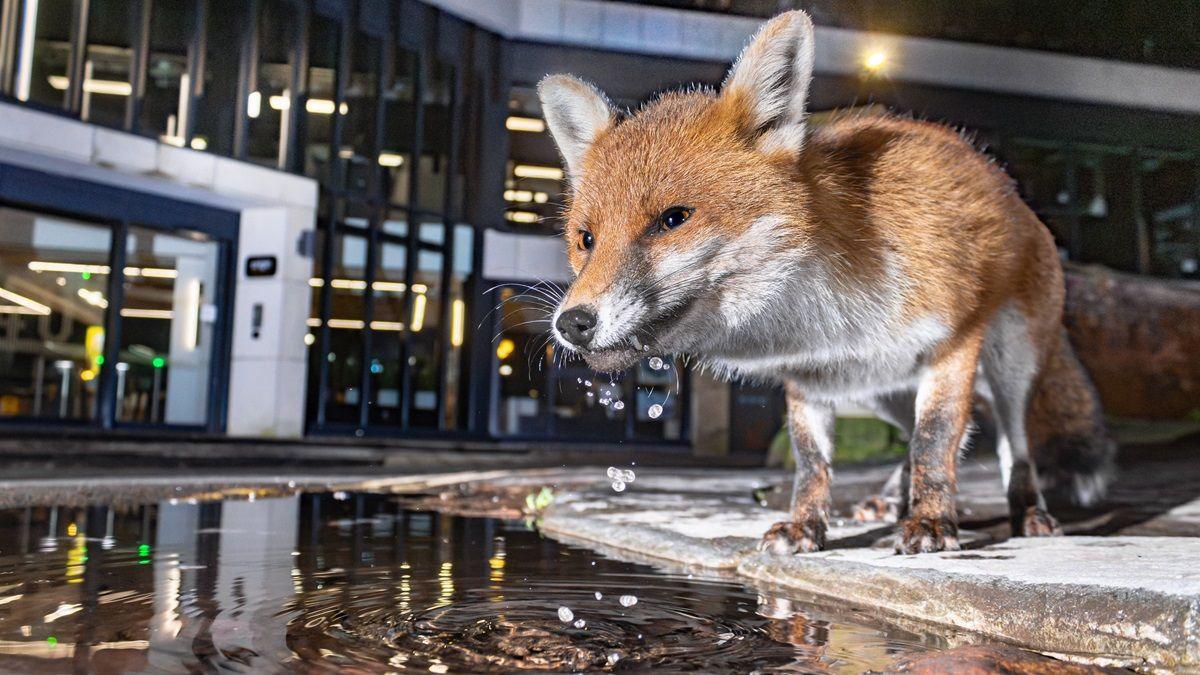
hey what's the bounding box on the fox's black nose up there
[556,306,598,347]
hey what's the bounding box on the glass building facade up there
[0,0,1195,449]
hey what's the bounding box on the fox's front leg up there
[760,382,834,555]
[896,331,984,554]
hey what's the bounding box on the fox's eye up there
[657,206,693,231]
[579,230,595,251]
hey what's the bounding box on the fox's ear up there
[720,11,815,154]
[537,74,617,183]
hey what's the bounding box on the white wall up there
[0,102,318,438]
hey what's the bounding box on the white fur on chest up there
[711,315,950,401]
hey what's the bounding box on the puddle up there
[0,489,987,672]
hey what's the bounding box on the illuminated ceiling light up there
[504,189,533,202]
[450,299,465,347]
[862,48,888,73]
[28,262,110,275]
[307,98,338,115]
[77,288,107,309]
[498,364,513,376]
[505,211,539,224]
[48,75,132,96]
[411,283,428,294]
[533,192,549,203]
[369,320,405,331]
[496,338,515,360]
[372,281,406,293]
[309,278,324,287]
[339,102,349,115]
[326,319,365,329]
[247,91,262,119]
[138,267,178,279]
[304,333,316,346]
[120,308,174,320]
[0,305,44,315]
[330,278,367,290]
[306,317,321,327]
[190,137,208,151]
[506,116,546,133]
[514,164,564,180]
[338,148,355,159]
[378,153,404,167]
[0,286,51,315]
[410,293,427,332]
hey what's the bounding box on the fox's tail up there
[1027,329,1116,506]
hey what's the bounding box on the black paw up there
[894,516,959,554]
[758,518,827,555]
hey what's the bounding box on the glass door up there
[115,226,221,427]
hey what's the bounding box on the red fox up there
[538,11,1113,554]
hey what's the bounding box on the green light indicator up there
[81,272,91,280]
[94,355,104,366]
[46,636,57,646]
[152,357,165,368]
[139,544,150,557]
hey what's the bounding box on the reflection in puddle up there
[0,491,971,672]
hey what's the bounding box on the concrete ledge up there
[537,466,1200,669]
[739,539,1200,670]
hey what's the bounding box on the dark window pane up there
[246,0,295,167]
[82,0,134,128]
[14,0,73,109]
[0,207,111,421]
[381,46,417,205]
[139,0,192,144]
[367,238,406,426]
[416,60,452,212]
[192,0,246,155]
[336,32,379,194]
[301,13,340,184]
[320,230,367,424]
[494,288,547,436]
[405,245,442,427]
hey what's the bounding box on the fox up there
[537,10,1114,554]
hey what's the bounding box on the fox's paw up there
[895,517,959,554]
[758,518,826,555]
[852,496,898,523]
[1019,507,1062,537]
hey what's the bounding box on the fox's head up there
[540,11,818,372]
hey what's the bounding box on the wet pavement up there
[0,488,1049,673]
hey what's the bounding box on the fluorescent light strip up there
[379,153,404,167]
[410,293,427,332]
[513,164,564,180]
[48,75,132,96]
[450,299,465,347]
[27,262,177,278]
[120,308,174,320]
[370,321,404,331]
[0,286,51,315]
[506,116,546,133]
[77,288,107,309]
[309,278,412,293]
[506,211,539,224]
[326,319,365,329]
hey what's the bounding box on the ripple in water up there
[0,493,956,673]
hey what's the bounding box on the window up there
[300,13,340,184]
[318,230,367,424]
[246,0,295,167]
[337,32,379,193]
[192,0,246,156]
[0,207,111,421]
[139,0,193,145]
[380,46,417,205]
[12,0,73,109]
[82,0,135,128]
[117,226,219,426]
